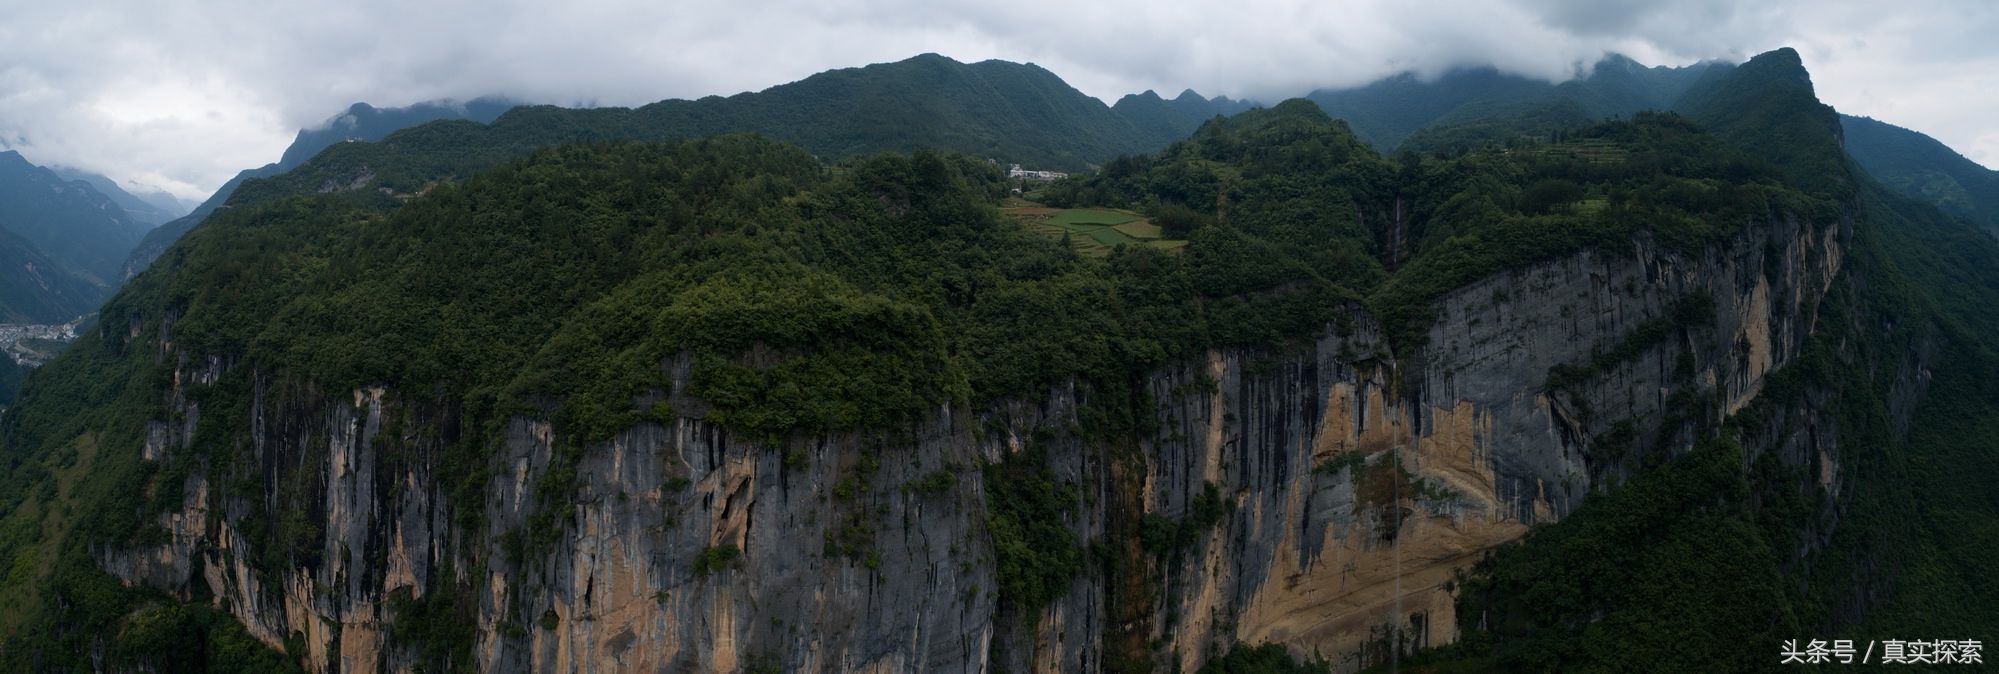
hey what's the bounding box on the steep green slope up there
[1842,114,1999,234]
[1672,48,1849,197]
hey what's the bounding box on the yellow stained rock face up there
[1172,380,1535,673]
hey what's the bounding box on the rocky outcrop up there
[95,210,1847,673]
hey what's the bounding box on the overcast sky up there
[2,0,1995,202]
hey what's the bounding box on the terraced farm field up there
[1001,205,1186,256]
[1521,137,1629,164]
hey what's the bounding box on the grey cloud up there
[1,0,1995,201]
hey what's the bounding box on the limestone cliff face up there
[95,212,1846,673]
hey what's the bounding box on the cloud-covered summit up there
[1,0,1993,200]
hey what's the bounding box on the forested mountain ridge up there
[0,151,149,320]
[0,225,104,324]
[120,98,520,280]
[0,47,1996,674]
[47,167,189,226]
[621,53,1158,167]
[1842,113,1999,234]
[0,151,150,285]
[1304,53,1725,152]
[1110,88,1258,150]
[119,56,1245,283]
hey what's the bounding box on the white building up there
[1007,164,1068,181]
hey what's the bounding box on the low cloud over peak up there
[2,0,1993,200]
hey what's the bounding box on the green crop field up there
[1112,220,1163,238]
[1523,138,1629,165]
[1004,205,1181,257]
[1046,208,1141,226]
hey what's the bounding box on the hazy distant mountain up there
[121,97,521,279]
[1842,114,1999,234]
[0,152,141,320]
[49,166,190,225]
[0,223,104,323]
[0,151,149,285]
[1111,88,1258,149]
[1306,67,1551,150]
[277,98,523,169]
[1308,54,1724,153]
[222,54,1253,220]
[623,53,1173,168]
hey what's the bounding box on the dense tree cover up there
[222,54,1199,213]
[1673,48,1851,200]
[0,359,27,405]
[124,99,520,280]
[110,602,300,673]
[1441,440,1798,672]
[1047,100,1824,347]
[1829,182,1999,639]
[1197,643,1332,674]
[985,446,1086,616]
[128,55,1230,282]
[0,132,1400,665]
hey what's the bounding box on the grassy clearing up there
[1112,220,1163,238]
[1046,208,1141,226]
[1078,225,1143,247]
[1004,204,1182,257]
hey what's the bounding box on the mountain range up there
[1,46,1997,673]
[120,97,523,279]
[0,151,151,320]
[45,168,192,226]
[1842,113,1999,234]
